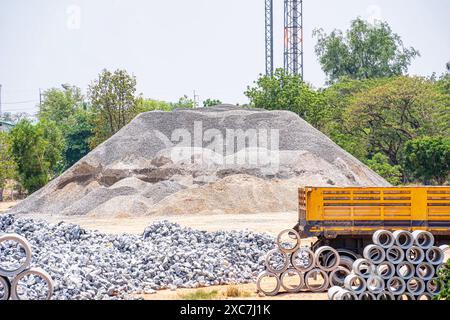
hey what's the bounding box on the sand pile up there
[8,105,389,217]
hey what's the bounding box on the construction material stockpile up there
[0,233,54,300]
[0,214,274,300]
[256,229,346,295]
[7,105,389,217]
[329,230,448,300]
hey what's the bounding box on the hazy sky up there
[1,0,449,114]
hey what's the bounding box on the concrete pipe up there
[328,286,343,300]
[386,276,406,295]
[386,246,405,264]
[305,268,330,293]
[426,279,441,295]
[376,261,396,280]
[344,274,367,294]
[393,230,414,249]
[335,289,358,300]
[412,230,435,250]
[0,276,11,301]
[291,247,315,273]
[439,244,449,252]
[359,292,376,300]
[277,229,301,254]
[366,275,385,294]
[377,291,396,300]
[256,271,281,297]
[406,277,426,296]
[10,268,54,300]
[416,262,435,281]
[280,268,304,293]
[0,234,33,278]
[426,247,445,265]
[314,246,340,272]
[396,261,415,280]
[436,263,448,276]
[416,293,434,301]
[405,246,425,265]
[397,293,415,300]
[329,266,351,287]
[265,249,289,274]
[363,244,386,264]
[352,258,375,279]
[372,230,395,249]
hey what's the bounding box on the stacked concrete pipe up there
[0,233,54,300]
[329,229,447,301]
[257,229,343,296]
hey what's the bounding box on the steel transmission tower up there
[265,0,274,76]
[283,0,303,79]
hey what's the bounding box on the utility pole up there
[39,88,43,109]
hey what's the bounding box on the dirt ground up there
[1,201,325,300]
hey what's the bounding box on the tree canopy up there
[314,18,420,84]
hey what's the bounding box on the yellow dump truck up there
[296,187,450,263]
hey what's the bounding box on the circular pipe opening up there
[387,277,406,295]
[265,249,289,274]
[291,247,315,273]
[280,268,304,293]
[393,230,414,249]
[305,269,329,293]
[277,229,301,254]
[256,271,281,296]
[386,246,405,264]
[396,262,415,279]
[405,246,425,265]
[314,247,340,272]
[376,261,396,280]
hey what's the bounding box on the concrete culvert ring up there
[376,261,396,280]
[387,277,406,295]
[305,269,329,292]
[426,247,444,265]
[367,275,385,294]
[344,274,367,294]
[396,262,415,280]
[416,262,435,281]
[393,230,414,249]
[291,247,315,273]
[314,246,340,272]
[377,291,396,300]
[386,246,405,264]
[256,271,281,296]
[359,292,376,300]
[329,266,351,287]
[328,286,343,300]
[280,268,304,293]
[265,249,289,274]
[10,268,54,300]
[412,230,434,250]
[338,255,355,272]
[363,244,386,264]
[276,229,300,254]
[335,289,358,300]
[373,230,395,249]
[0,276,11,301]
[352,258,375,279]
[405,246,425,265]
[397,293,415,300]
[417,293,433,301]
[436,263,448,276]
[406,277,426,296]
[0,234,33,278]
[426,279,441,295]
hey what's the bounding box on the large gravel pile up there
[8,105,389,217]
[0,214,274,300]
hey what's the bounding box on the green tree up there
[88,69,139,148]
[245,69,328,129]
[0,132,17,201]
[38,85,84,124]
[402,137,449,185]
[203,99,223,107]
[314,18,419,84]
[366,153,402,185]
[171,95,195,109]
[136,98,172,112]
[345,76,447,166]
[10,120,64,193]
[436,261,450,300]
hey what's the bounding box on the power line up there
[2,99,38,105]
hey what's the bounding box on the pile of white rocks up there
[256,229,346,296]
[329,230,449,300]
[0,214,274,300]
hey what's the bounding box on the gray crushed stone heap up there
[0,214,275,300]
[8,105,389,217]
